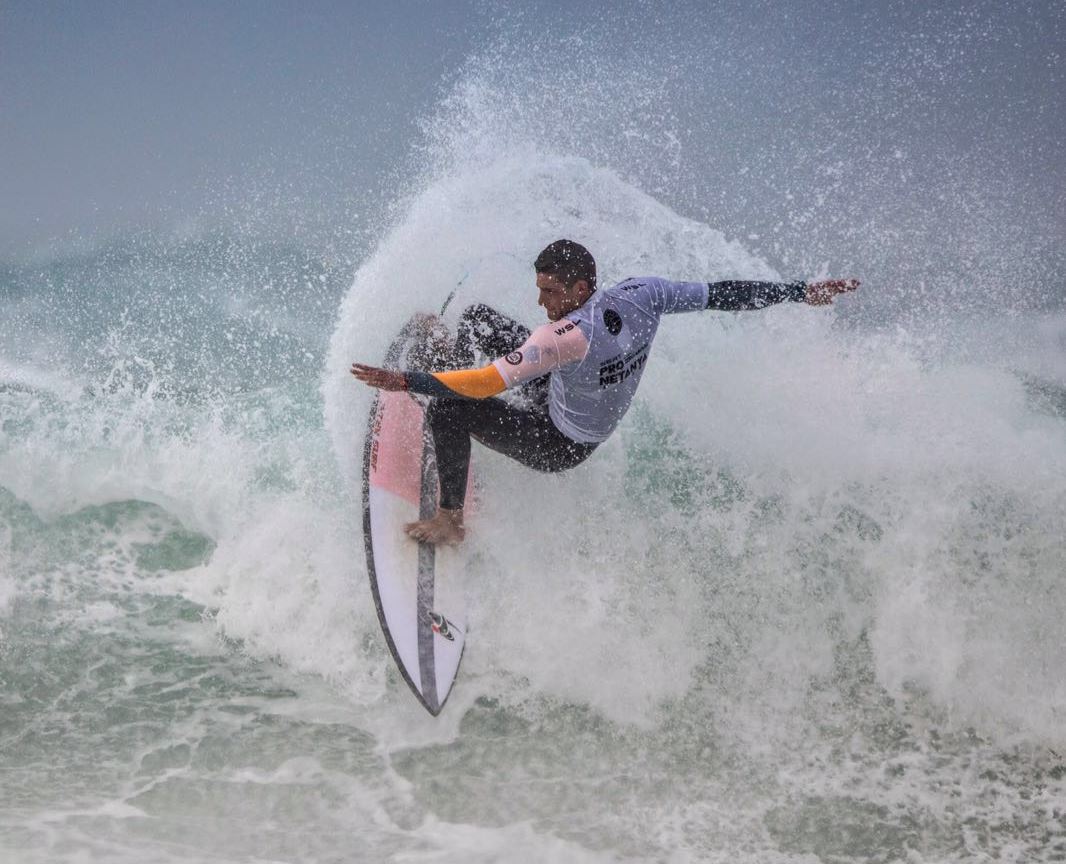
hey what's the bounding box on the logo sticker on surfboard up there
[428,611,459,641]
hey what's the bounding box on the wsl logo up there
[428,611,459,641]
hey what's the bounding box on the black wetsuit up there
[421,280,807,511]
[430,304,597,510]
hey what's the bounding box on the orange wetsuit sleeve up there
[427,365,507,399]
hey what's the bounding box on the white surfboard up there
[361,319,468,715]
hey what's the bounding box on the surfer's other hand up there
[805,278,860,305]
[350,363,407,391]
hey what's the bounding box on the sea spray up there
[3,18,1065,863]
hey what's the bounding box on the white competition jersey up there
[493,277,710,444]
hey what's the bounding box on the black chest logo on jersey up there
[603,308,623,335]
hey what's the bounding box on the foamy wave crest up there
[325,64,1066,738]
[325,146,782,723]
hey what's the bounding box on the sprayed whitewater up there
[4,49,1066,863]
[2,149,1064,862]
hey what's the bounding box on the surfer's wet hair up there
[534,239,597,292]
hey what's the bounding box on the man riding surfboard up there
[352,239,859,545]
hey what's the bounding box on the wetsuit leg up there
[427,397,597,511]
[452,303,549,405]
[454,304,531,366]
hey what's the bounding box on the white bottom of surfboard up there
[367,485,467,714]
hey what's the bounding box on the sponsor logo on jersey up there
[505,351,523,365]
[428,611,458,641]
[553,320,576,336]
[599,342,649,388]
[603,308,623,335]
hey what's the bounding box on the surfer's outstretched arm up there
[705,279,807,310]
[704,278,859,310]
[353,319,588,401]
[628,276,859,316]
[350,361,511,398]
[349,363,509,397]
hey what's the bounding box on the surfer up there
[352,239,859,544]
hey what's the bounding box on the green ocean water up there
[3,227,1066,863]
[7,6,1066,842]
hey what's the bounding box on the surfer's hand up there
[351,363,407,391]
[805,278,860,305]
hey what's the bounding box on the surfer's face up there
[537,272,591,321]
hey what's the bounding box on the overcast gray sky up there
[2,0,1063,300]
[1,0,488,247]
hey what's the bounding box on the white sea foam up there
[3,114,1061,759]
[320,136,1066,745]
[5,15,1066,864]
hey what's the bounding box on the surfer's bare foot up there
[405,508,465,545]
